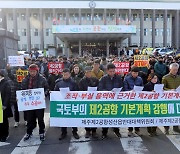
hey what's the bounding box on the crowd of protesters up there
[0,51,180,142]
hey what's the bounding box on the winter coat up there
[79,76,99,91]
[0,79,13,118]
[123,74,143,91]
[54,77,78,91]
[98,74,123,91]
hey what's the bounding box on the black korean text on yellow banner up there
[16,69,29,83]
[0,94,3,123]
[134,55,149,67]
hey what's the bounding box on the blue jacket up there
[98,74,123,91]
[123,74,143,91]
[54,77,78,91]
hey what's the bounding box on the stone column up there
[91,8,94,25]
[106,40,109,57]
[66,9,69,25]
[79,40,82,56]
[39,9,44,50]
[0,9,7,29]
[163,10,167,47]
[13,9,18,35]
[26,9,31,52]
[152,9,155,48]
[140,9,144,48]
[53,9,57,48]
[116,9,119,25]
[128,9,132,47]
[175,10,179,49]
[104,9,107,25]
[79,9,82,25]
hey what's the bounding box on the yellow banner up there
[16,68,29,83]
[134,55,149,67]
[0,94,3,123]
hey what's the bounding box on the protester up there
[79,66,99,138]
[98,63,123,139]
[91,60,104,80]
[0,70,12,142]
[22,64,49,141]
[162,63,180,134]
[54,68,80,140]
[71,64,84,85]
[123,66,143,137]
[143,73,159,137]
[154,56,167,82]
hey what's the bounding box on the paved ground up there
[1,100,180,154]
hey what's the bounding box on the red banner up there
[113,62,130,75]
[48,62,64,74]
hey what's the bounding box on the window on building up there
[160,14,164,21]
[33,13,38,20]
[34,29,38,36]
[155,29,159,36]
[8,13,13,20]
[150,29,152,35]
[46,28,51,36]
[21,29,26,36]
[87,13,91,21]
[167,29,170,36]
[155,14,159,21]
[18,44,21,50]
[167,14,170,21]
[133,14,138,21]
[94,13,103,21]
[155,43,159,47]
[144,28,148,36]
[109,13,115,21]
[81,13,86,21]
[9,29,14,33]
[160,29,163,36]
[149,14,152,21]
[63,13,66,20]
[121,14,126,21]
[34,44,40,49]
[45,13,51,21]
[57,13,63,20]
[21,13,26,21]
[144,14,148,21]
[22,44,27,50]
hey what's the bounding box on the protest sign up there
[16,68,29,82]
[16,88,46,111]
[0,94,3,123]
[8,56,25,66]
[113,61,129,74]
[48,62,64,74]
[134,55,149,67]
[50,91,180,127]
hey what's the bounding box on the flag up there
[0,94,3,123]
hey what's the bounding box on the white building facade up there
[0,0,180,56]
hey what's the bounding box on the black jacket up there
[143,81,155,92]
[48,74,62,91]
[0,79,12,118]
[79,76,99,91]
[54,77,78,91]
[98,74,123,91]
[21,74,49,94]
